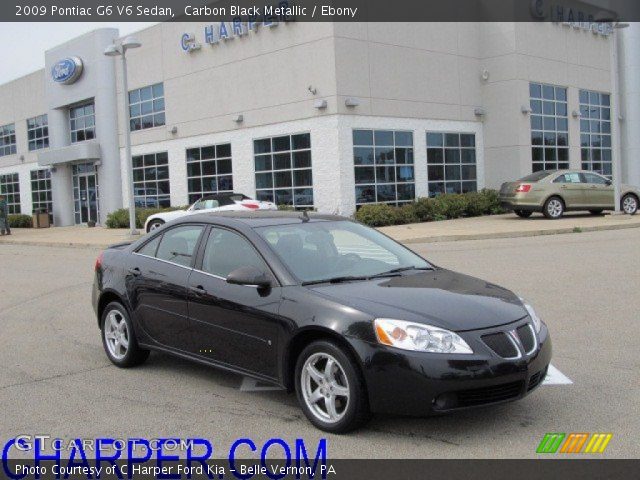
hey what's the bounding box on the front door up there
[582,172,614,208]
[73,163,99,224]
[187,227,282,379]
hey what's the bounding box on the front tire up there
[295,340,370,433]
[514,210,533,218]
[622,194,638,215]
[101,302,149,368]
[147,219,165,233]
[543,196,565,219]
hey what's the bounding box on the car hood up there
[309,269,527,331]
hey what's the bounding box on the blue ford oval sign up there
[51,57,83,85]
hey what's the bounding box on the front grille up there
[481,332,519,358]
[455,381,524,407]
[517,324,536,353]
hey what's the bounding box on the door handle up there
[590,185,597,189]
[560,185,568,189]
[128,267,141,276]
[189,285,207,295]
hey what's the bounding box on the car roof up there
[181,211,348,228]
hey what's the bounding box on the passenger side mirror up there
[227,265,272,288]
[605,179,612,186]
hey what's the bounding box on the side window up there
[138,235,161,256]
[156,225,204,267]
[553,173,581,184]
[202,228,269,278]
[583,172,608,185]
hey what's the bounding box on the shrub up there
[354,203,399,227]
[105,206,185,229]
[354,189,504,227]
[8,214,33,228]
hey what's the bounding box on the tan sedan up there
[499,170,639,219]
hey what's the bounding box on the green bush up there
[354,189,504,227]
[105,206,185,229]
[8,214,33,228]
[354,203,399,227]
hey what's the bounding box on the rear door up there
[129,224,205,351]
[552,172,585,207]
[582,172,613,208]
[187,227,282,379]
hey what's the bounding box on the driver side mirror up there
[605,179,612,186]
[227,265,272,289]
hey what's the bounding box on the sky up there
[0,23,158,84]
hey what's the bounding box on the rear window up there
[518,171,553,182]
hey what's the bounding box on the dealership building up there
[0,21,639,225]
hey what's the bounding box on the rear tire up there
[147,219,165,233]
[295,340,370,433]
[589,209,604,215]
[514,210,532,218]
[622,194,638,215]
[543,197,565,219]
[101,302,149,368]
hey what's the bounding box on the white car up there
[144,193,277,232]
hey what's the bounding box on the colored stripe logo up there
[537,433,612,454]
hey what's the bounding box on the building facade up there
[0,21,636,226]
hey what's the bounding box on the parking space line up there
[542,364,573,385]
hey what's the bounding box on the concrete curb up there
[398,220,640,244]
[1,218,638,249]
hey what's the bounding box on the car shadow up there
[503,212,601,221]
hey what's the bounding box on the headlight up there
[374,319,473,354]
[520,299,542,333]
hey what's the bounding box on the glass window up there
[0,173,20,214]
[553,173,582,184]
[253,133,313,209]
[580,90,612,178]
[582,172,609,185]
[186,143,233,204]
[27,115,49,151]
[426,132,477,197]
[137,235,161,257]
[30,169,52,222]
[201,228,269,278]
[0,123,17,157]
[131,152,170,208]
[69,102,96,143]
[256,221,430,284]
[129,82,165,131]
[529,83,569,172]
[353,129,415,206]
[155,225,204,267]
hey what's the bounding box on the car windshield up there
[256,221,432,284]
[518,171,553,182]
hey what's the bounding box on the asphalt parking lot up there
[1,228,638,459]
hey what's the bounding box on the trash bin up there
[32,209,51,228]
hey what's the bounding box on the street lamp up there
[104,36,142,235]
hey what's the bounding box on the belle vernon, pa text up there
[38,5,358,18]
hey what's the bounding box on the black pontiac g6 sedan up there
[92,212,551,433]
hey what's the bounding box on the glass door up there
[72,163,100,224]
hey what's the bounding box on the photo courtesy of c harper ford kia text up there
[1,1,639,479]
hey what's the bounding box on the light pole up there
[104,36,142,235]
[608,22,629,213]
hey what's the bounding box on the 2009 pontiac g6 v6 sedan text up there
[92,212,551,432]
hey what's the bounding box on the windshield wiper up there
[368,266,434,278]
[302,275,369,286]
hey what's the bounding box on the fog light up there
[433,393,456,410]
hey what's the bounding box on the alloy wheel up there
[104,309,129,360]
[622,196,638,214]
[547,199,563,218]
[301,353,350,424]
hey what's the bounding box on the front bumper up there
[350,319,551,416]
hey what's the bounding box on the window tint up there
[156,225,204,267]
[138,235,161,256]
[519,171,552,182]
[202,228,268,278]
[583,172,609,185]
